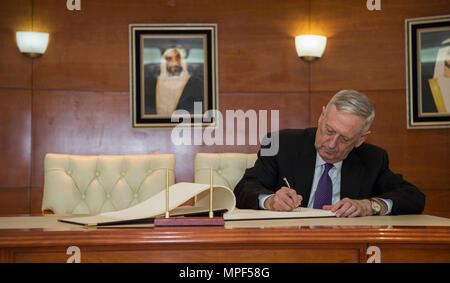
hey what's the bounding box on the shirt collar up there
[316,152,343,170]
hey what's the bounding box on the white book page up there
[223,207,335,221]
[60,182,235,225]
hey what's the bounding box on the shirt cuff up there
[377,198,393,215]
[258,194,273,209]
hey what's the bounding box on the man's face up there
[164,50,183,76]
[315,105,370,164]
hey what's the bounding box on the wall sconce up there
[16,31,49,58]
[295,35,327,62]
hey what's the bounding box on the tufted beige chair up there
[194,153,257,191]
[41,153,175,215]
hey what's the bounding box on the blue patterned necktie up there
[313,163,334,209]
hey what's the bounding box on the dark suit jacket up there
[234,128,425,215]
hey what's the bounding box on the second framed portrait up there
[130,24,218,127]
[406,15,450,128]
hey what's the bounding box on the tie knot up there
[324,163,333,172]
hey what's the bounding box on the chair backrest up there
[41,153,175,215]
[194,153,257,191]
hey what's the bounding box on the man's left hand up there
[322,198,372,217]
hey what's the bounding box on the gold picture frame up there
[129,24,218,128]
[406,15,450,129]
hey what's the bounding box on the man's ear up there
[318,106,326,124]
[355,131,371,148]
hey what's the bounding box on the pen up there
[283,177,300,209]
[283,177,291,188]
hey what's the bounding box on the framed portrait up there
[129,24,218,128]
[406,15,450,129]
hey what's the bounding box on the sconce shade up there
[295,35,327,61]
[16,31,49,58]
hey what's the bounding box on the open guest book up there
[59,182,335,227]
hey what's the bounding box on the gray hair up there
[326,89,375,133]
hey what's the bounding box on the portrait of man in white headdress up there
[428,38,450,114]
[418,27,450,117]
[142,41,205,117]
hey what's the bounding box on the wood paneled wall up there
[0,0,449,216]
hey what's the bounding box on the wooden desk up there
[0,215,449,263]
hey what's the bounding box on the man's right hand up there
[264,187,302,211]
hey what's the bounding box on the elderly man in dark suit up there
[234,89,425,217]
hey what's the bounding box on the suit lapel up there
[341,150,364,199]
[292,138,317,207]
